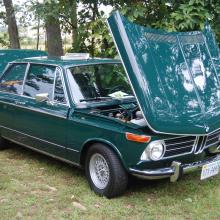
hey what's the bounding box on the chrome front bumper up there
[129,154,220,182]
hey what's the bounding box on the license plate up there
[201,161,220,180]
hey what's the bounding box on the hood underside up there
[107,11,220,135]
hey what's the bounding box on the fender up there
[80,138,127,170]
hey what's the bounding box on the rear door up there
[0,63,27,138]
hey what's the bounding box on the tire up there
[85,143,128,198]
[0,136,9,150]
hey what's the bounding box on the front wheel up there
[85,143,128,198]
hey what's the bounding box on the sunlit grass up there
[0,144,220,219]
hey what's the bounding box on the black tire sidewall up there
[85,143,127,198]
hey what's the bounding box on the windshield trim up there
[64,60,121,69]
[65,62,134,106]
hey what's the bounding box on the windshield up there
[67,63,133,103]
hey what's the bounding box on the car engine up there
[91,103,147,126]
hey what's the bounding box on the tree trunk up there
[45,17,63,57]
[3,0,20,49]
[90,1,99,57]
[36,16,40,50]
[70,0,78,50]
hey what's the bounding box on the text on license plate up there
[201,161,220,180]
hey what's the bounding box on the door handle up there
[15,101,26,105]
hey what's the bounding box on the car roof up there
[12,56,121,68]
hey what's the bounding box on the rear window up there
[0,63,27,94]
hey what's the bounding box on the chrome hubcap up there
[89,153,110,189]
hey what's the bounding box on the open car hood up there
[107,11,220,135]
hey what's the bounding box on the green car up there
[1,12,220,198]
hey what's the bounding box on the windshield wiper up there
[79,97,113,102]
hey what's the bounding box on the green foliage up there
[1,0,220,55]
[30,0,61,23]
[77,14,116,57]
[91,0,220,57]
[154,0,215,31]
[0,33,9,47]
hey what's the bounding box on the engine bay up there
[90,103,147,126]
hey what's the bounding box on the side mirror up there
[35,93,49,103]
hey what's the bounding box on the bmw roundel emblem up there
[205,126,209,133]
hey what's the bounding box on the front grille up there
[205,129,220,149]
[194,136,208,154]
[164,136,196,158]
[161,129,220,159]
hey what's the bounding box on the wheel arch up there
[80,138,126,170]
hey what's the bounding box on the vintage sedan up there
[1,12,220,198]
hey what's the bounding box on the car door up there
[12,63,70,159]
[0,63,28,138]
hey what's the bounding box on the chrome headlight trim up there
[140,140,166,161]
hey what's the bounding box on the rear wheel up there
[0,136,9,150]
[85,143,128,198]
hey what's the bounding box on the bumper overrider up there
[129,154,220,182]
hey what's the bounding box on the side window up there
[54,70,67,104]
[23,64,56,99]
[0,64,27,94]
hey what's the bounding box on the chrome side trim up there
[0,100,67,119]
[66,147,79,153]
[3,136,80,167]
[1,125,80,153]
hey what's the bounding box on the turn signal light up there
[125,132,151,143]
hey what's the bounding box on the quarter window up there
[54,70,67,104]
[0,63,27,94]
[23,64,56,99]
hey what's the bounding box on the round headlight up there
[140,140,165,161]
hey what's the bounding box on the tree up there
[59,0,78,51]
[2,0,20,48]
[44,0,63,56]
[45,15,63,56]
[76,0,117,57]
[32,0,64,56]
[78,0,220,58]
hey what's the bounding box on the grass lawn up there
[0,143,220,220]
